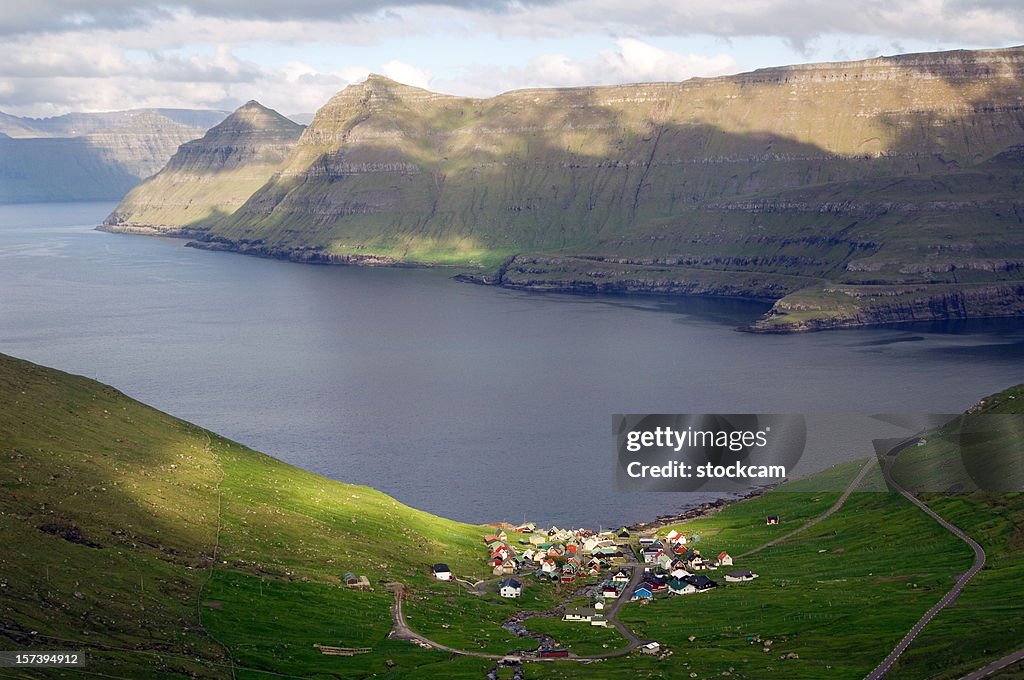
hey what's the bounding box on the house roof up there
[727,570,755,578]
[499,578,522,589]
[432,563,450,572]
[684,575,717,588]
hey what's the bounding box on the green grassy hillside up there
[0,353,493,678]
[2,353,1023,678]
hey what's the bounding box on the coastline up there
[627,485,777,534]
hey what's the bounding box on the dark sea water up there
[2,202,1023,526]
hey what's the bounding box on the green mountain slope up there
[0,353,491,678]
[102,102,305,234]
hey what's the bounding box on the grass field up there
[2,353,1023,679]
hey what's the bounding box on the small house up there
[718,551,733,567]
[539,648,569,658]
[766,516,780,525]
[432,563,452,581]
[724,570,759,583]
[498,578,523,598]
[665,529,686,545]
[602,585,619,598]
[515,522,535,533]
[341,572,371,591]
[684,574,717,592]
[611,569,630,583]
[632,585,653,600]
[641,642,661,655]
[563,607,596,622]
[616,527,631,539]
[668,577,696,595]
[540,558,558,574]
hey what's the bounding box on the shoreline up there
[627,485,777,534]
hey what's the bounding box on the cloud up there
[1,0,1020,116]
[481,0,1024,49]
[379,60,433,89]
[0,41,350,116]
[0,0,551,37]
[439,39,738,96]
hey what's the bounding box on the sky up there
[1,0,1021,118]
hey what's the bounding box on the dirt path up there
[737,456,878,559]
[385,568,650,663]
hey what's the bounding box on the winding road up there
[959,646,1024,679]
[863,449,987,680]
[384,447,988,676]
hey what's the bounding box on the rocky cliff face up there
[0,109,227,203]
[106,46,1024,331]
[101,102,304,233]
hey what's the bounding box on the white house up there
[563,607,596,622]
[668,578,696,595]
[724,570,759,583]
[717,551,734,567]
[665,530,686,545]
[432,563,452,581]
[499,578,523,597]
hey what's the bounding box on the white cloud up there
[378,60,433,89]
[438,39,739,96]
[0,1,1021,116]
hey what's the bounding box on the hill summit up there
[103,101,304,233]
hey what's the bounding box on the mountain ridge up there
[102,45,1024,331]
[0,108,232,203]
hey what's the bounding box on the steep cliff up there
[106,46,1024,330]
[102,102,304,233]
[0,109,227,203]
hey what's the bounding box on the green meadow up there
[2,352,1023,678]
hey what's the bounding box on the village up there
[427,518,764,653]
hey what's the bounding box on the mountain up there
[3,352,1023,677]
[0,108,228,138]
[0,108,228,203]
[102,46,1024,330]
[101,102,304,234]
